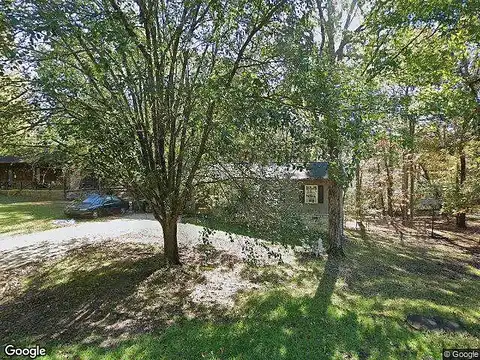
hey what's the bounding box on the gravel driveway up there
[0,214,301,312]
[0,213,295,272]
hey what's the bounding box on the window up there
[304,185,318,204]
[105,196,114,203]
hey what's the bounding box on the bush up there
[201,178,326,251]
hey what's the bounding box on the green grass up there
[182,213,324,248]
[183,214,273,239]
[0,195,69,234]
[1,224,479,359]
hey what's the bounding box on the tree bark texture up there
[408,115,415,221]
[377,162,386,216]
[409,161,415,221]
[355,161,365,232]
[401,156,408,224]
[162,216,181,265]
[328,182,344,256]
[384,155,394,217]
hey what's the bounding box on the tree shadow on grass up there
[344,231,480,339]
[2,231,479,359]
[134,239,477,359]
[48,254,425,360]
[312,255,341,316]
[0,243,196,347]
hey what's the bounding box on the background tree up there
[281,0,376,254]
[360,0,480,228]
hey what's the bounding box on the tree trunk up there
[63,167,68,200]
[377,161,386,216]
[409,161,415,221]
[456,152,467,229]
[408,114,415,222]
[456,212,466,229]
[384,155,394,217]
[162,216,181,265]
[401,156,408,224]
[355,162,365,232]
[328,182,344,256]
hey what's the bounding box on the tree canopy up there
[2,0,479,262]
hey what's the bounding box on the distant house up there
[196,161,331,228]
[0,156,63,189]
[284,162,331,228]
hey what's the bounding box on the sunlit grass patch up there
[0,196,68,234]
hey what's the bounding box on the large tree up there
[289,0,371,254]
[6,0,289,264]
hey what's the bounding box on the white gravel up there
[0,214,161,251]
[0,213,295,271]
[0,214,308,310]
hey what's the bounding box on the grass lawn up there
[0,222,479,359]
[0,195,69,235]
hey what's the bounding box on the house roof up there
[201,162,329,182]
[290,162,328,180]
[0,156,25,164]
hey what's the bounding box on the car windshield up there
[82,195,104,205]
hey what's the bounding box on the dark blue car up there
[64,194,129,218]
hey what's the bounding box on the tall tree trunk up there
[355,161,365,232]
[63,167,68,200]
[456,152,467,229]
[384,155,394,217]
[408,115,415,222]
[401,155,408,224]
[328,182,344,256]
[409,161,415,221]
[377,161,386,216]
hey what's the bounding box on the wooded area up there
[1,0,479,263]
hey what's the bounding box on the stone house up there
[194,161,331,229]
[292,162,330,228]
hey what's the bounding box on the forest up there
[1,0,479,259]
[1,1,480,359]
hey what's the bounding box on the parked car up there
[64,194,129,218]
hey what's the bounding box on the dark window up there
[299,183,305,203]
[318,185,324,204]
